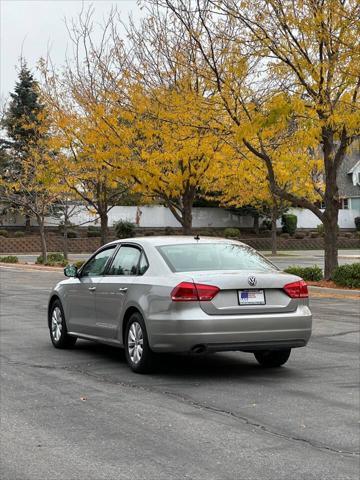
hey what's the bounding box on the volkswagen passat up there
[48,237,312,373]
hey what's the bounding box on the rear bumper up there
[147,305,312,353]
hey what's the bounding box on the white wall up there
[278,207,359,229]
[61,206,253,228]
[1,204,358,229]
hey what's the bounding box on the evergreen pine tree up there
[1,63,44,157]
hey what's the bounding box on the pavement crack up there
[161,390,360,458]
[2,353,359,459]
[314,329,360,339]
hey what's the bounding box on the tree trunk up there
[322,127,340,279]
[36,215,47,263]
[271,208,277,255]
[100,211,109,245]
[323,202,339,280]
[253,214,259,235]
[182,192,193,235]
[63,222,68,261]
[25,215,31,232]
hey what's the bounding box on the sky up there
[0,0,142,101]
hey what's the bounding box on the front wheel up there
[49,299,77,349]
[125,313,155,373]
[254,349,291,368]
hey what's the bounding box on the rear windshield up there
[157,243,276,272]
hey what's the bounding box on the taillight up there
[283,280,308,298]
[171,282,220,301]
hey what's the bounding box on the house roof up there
[348,160,360,174]
[338,152,360,198]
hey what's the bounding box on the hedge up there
[0,255,19,263]
[281,214,297,235]
[284,265,323,281]
[331,263,360,289]
[36,252,67,266]
[114,220,135,239]
[224,228,240,238]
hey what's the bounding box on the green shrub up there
[36,252,66,265]
[74,260,85,269]
[280,232,290,239]
[87,226,101,237]
[316,224,324,235]
[281,214,297,235]
[13,231,25,238]
[0,255,18,263]
[200,229,215,237]
[57,222,74,234]
[66,230,77,238]
[310,232,320,238]
[294,232,305,239]
[114,220,135,239]
[164,226,175,235]
[224,228,240,238]
[354,217,360,231]
[284,265,323,281]
[261,219,272,231]
[0,229,9,237]
[332,263,360,289]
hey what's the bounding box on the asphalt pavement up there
[0,266,359,480]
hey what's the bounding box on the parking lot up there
[0,266,359,480]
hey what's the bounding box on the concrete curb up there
[0,262,63,272]
[309,285,360,297]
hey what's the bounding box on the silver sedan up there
[48,236,312,373]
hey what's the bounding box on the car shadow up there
[72,339,301,382]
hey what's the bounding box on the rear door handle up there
[88,286,96,291]
[118,287,128,293]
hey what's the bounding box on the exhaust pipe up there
[191,344,207,354]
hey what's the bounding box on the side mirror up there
[64,264,78,278]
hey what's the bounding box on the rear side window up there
[157,243,275,272]
[108,246,142,276]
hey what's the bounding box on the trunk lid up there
[189,270,299,315]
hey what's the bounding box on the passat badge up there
[248,276,257,287]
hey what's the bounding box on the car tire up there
[49,299,77,349]
[254,349,291,368]
[125,312,155,373]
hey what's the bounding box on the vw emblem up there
[248,276,257,287]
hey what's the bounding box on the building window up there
[340,198,349,210]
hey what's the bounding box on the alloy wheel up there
[127,321,144,364]
[51,306,63,342]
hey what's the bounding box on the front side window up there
[157,243,276,273]
[81,247,116,277]
[108,246,142,276]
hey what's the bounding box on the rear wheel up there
[125,312,155,373]
[49,299,77,349]
[254,349,291,368]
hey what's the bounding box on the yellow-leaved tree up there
[40,10,134,244]
[129,83,229,233]
[158,0,360,278]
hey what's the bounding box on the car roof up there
[106,236,248,248]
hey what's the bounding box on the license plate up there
[238,289,265,305]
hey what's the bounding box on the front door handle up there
[88,286,96,291]
[118,287,128,293]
